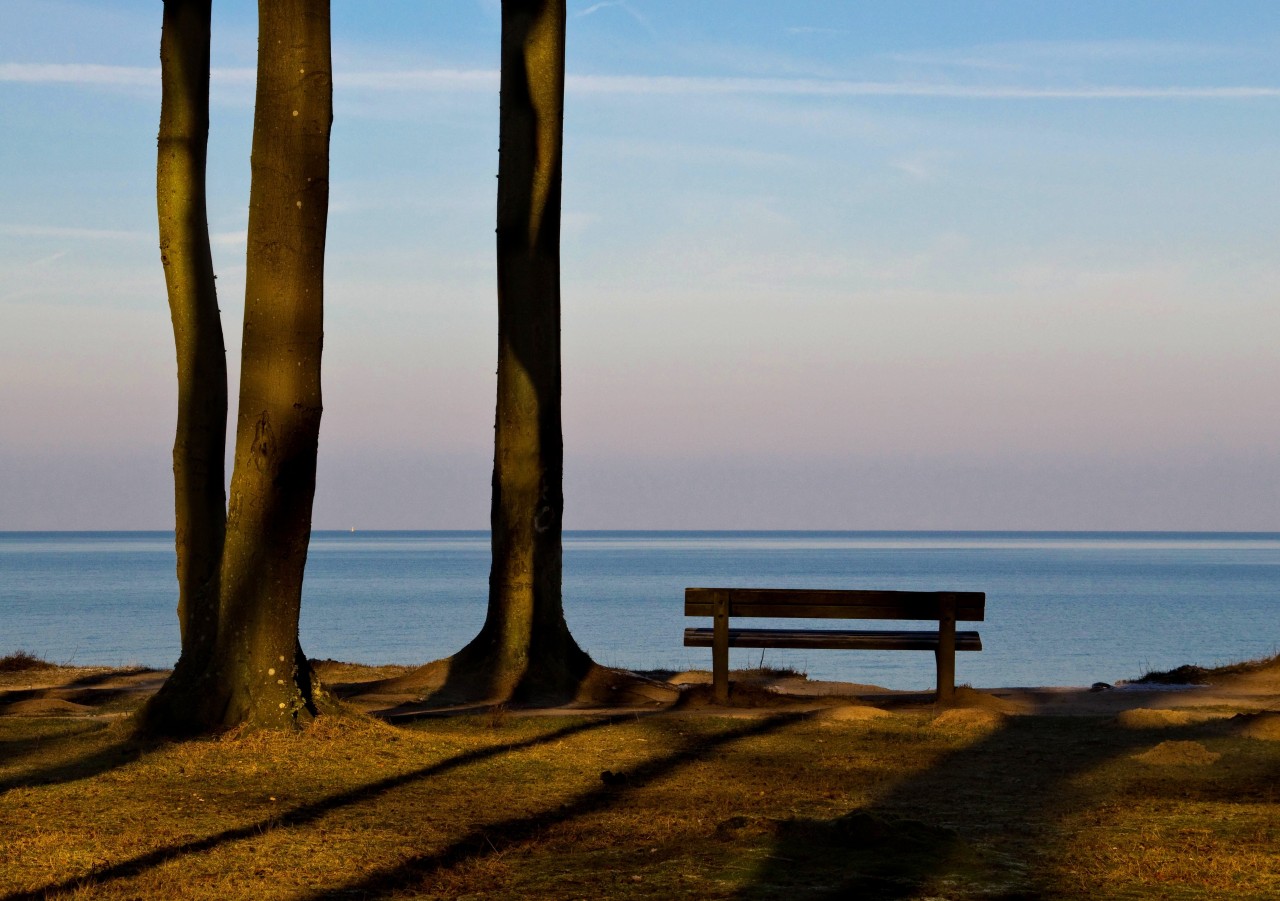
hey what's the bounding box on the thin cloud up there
[5,61,1278,101]
[211,230,248,247]
[0,62,254,88]
[341,68,497,91]
[574,1,657,38]
[576,0,623,15]
[890,39,1234,68]
[0,62,157,86]
[562,73,1280,100]
[28,250,70,268]
[787,26,849,37]
[0,223,148,241]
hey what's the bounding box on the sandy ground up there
[3,659,1278,728]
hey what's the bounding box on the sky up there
[1,0,1278,530]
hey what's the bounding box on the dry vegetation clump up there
[309,658,417,686]
[1131,739,1223,766]
[0,651,57,673]
[819,704,894,723]
[1115,707,1215,729]
[670,680,814,711]
[1138,652,1280,685]
[1234,712,1280,741]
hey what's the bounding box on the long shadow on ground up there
[0,715,628,901]
[0,721,142,799]
[294,712,814,901]
[737,713,1233,900]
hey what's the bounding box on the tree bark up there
[211,0,333,729]
[450,0,592,702]
[137,0,227,734]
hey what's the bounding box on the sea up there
[2,531,1277,691]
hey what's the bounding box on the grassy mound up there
[0,651,56,673]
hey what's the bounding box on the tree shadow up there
[0,668,164,717]
[0,721,142,799]
[0,714,629,901]
[57,668,161,689]
[736,714,1226,899]
[1114,717,1280,806]
[292,712,813,901]
[341,656,678,720]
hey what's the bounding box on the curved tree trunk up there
[140,0,333,736]
[210,0,333,730]
[450,0,592,702]
[137,0,227,735]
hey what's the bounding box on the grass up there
[0,651,57,673]
[1137,653,1280,685]
[2,682,1279,899]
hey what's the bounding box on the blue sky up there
[1,1,1278,529]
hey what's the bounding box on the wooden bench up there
[683,588,985,703]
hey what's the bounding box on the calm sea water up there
[1,531,1277,690]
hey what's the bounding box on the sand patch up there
[931,708,1007,732]
[950,687,1028,714]
[1234,712,1280,741]
[668,671,711,685]
[820,704,893,723]
[1132,740,1221,766]
[2,698,94,717]
[1115,708,1202,728]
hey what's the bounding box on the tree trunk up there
[135,0,332,737]
[210,0,333,730]
[451,0,592,702]
[137,0,227,734]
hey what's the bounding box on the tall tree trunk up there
[211,0,333,730]
[451,0,592,702]
[137,0,227,734]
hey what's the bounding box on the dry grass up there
[3,679,1280,900]
[0,652,57,674]
[1137,653,1280,685]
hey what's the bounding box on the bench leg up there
[935,595,957,704]
[713,591,729,703]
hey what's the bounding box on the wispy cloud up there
[5,61,1278,101]
[0,62,157,86]
[341,68,497,91]
[29,250,69,268]
[890,152,949,182]
[573,1,657,39]
[786,26,848,37]
[562,74,1280,100]
[884,53,1027,74]
[0,223,149,241]
[891,39,1234,67]
[0,62,255,88]
[576,0,624,16]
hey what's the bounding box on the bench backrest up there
[684,588,985,622]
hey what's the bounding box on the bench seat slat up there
[684,627,982,652]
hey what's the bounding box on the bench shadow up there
[735,714,1225,900]
[0,714,627,901]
